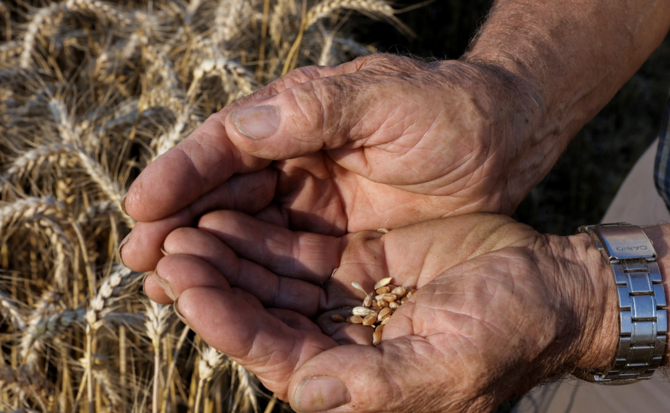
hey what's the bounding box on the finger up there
[176,286,338,399]
[144,272,172,305]
[198,210,342,283]
[125,65,350,223]
[196,209,405,307]
[224,55,422,161]
[121,168,276,272]
[148,254,231,304]
[161,227,326,317]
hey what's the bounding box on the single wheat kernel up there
[375,294,383,301]
[374,277,393,289]
[377,299,388,308]
[347,315,363,324]
[382,293,397,302]
[406,289,417,298]
[375,286,390,294]
[352,306,376,317]
[363,295,372,308]
[372,330,382,346]
[351,282,368,296]
[389,301,399,310]
[377,307,391,322]
[391,286,406,297]
[380,316,391,326]
[400,296,408,304]
[331,314,345,322]
[371,304,382,312]
[375,324,384,333]
[362,314,376,326]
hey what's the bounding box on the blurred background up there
[356,0,670,235]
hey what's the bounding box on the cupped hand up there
[121,54,547,272]
[144,212,618,412]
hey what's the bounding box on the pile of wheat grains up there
[0,0,403,411]
[332,278,415,346]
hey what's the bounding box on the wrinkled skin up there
[144,213,616,413]
[121,54,544,272]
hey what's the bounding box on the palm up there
[122,56,541,271]
[145,213,590,411]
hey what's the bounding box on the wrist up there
[429,59,556,214]
[564,232,620,372]
[563,224,670,376]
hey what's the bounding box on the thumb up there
[225,55,403,160]
[287,338,441,413]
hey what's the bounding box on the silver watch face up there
[594,226,656,261]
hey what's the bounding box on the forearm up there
[464,0,670,204]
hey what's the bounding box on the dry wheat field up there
[0,1,403,411]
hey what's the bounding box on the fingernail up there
[231,106,280,139]
[118,233,130,267]
[294,376,350,412]
[154,269,176,300]
[121,194,128,215]
[173,297,188,325]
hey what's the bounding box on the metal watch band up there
[576,223,667,384]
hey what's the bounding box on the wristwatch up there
[574,223,667,384]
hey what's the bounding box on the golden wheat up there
[0,0,400,411]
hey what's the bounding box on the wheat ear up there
[20,289,63,370]
[0,288,26,330]
[145,300,172,413]
[195,346,226,413]
[0,196,67,230]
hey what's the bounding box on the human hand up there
[121,53,548,272]
[143,212,618,412]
